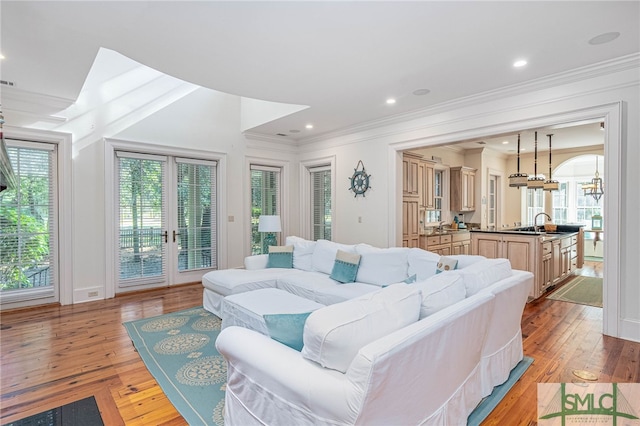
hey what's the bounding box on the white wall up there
[300,62,639,342]
[71,87,300,302]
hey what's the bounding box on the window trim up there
[105,138,227,299]
[300,156,336,241]
[245,157,289,256]
[1,127,72,308]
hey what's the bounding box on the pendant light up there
[527,131,545,189]
[543,133,559,191]
[582,155,604,202]
[508,133,528,188]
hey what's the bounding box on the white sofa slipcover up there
[205,236,533,424]
[202,237,485,315]
[216,291,498,425]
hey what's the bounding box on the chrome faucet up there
[438,221,446,232]
[534,212,552,233]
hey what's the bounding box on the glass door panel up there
[117,153,167,289]
[0,141,57,304]
[173,158,217,284]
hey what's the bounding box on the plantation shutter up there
[175,157,218,271]
[250,165,281,254]
[0,140,57,296]
[310,165,331,241]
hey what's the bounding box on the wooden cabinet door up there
[552,240,562,283]
[403,199,420,248]
[450,166,476,212]
[425,162,435,209]
[403,156,420,197]
[471,233,502,258]
[502,236,536,273]
[464,170,476,211]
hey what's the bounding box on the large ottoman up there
[202,268,299,316]
[221,288,325,336]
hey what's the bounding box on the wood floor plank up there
[1,265,638,426]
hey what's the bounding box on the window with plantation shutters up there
[250,165,281,254]
[0,141,57,294]
[310,165,332,241]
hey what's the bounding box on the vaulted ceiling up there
[1,1,638,143]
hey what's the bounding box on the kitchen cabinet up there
[419,159,436,209]
[540,241,553,290]
[402,199,420,248]
[420,232,470,256]
[451,232,472,255]
[403,153,421,197]
[471,230,583,300]
[450,166,476,212]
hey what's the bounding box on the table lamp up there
[258,215,281,254]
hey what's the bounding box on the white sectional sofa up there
[204,236,533,425]
[202,236,485,316]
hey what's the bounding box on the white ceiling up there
[1,1,638,143]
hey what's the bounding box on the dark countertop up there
[470,224,585,240]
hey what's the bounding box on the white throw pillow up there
[285,236,317,271]
[454,258,513,296]
[414,273,466,318]
[301,283,421,373]
[311,239,357,275]
[355,245,409,286]
[407,248,440,281]
[449,254,486,269]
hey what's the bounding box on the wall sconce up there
[258,215,282,253]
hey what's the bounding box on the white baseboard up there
[619,318,640,343]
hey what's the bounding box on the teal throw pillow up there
[263,312,313,351]
[436,256,458,274]
[267,245,294,268]
[403,274,417,284]
[330,250,362,283]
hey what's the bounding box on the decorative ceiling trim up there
[298,53,640,146]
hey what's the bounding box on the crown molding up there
[298,53,640,146]
[1,85,75,112]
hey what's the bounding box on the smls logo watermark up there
[538,383,640,425]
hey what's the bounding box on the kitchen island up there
[471,225,585,300]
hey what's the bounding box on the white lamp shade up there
[258,215,282,232]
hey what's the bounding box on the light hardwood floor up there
[1,261,637,425]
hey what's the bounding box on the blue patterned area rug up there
[467,356,534,426]
[124,307,225,426]
[125,307,532,426]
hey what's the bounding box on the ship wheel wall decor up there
[348,160,372,197]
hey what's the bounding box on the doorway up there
[112,147,218,294]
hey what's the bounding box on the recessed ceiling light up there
[413,89,431,96]
[513,59,527,68]
[386,98,396,105]
[305,124,313,129]
[589,32,620,45]
[0,53,5,60]
[502,141,509,145]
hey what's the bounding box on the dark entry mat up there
[6,396,104,426]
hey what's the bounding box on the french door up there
[116,151,217,292]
